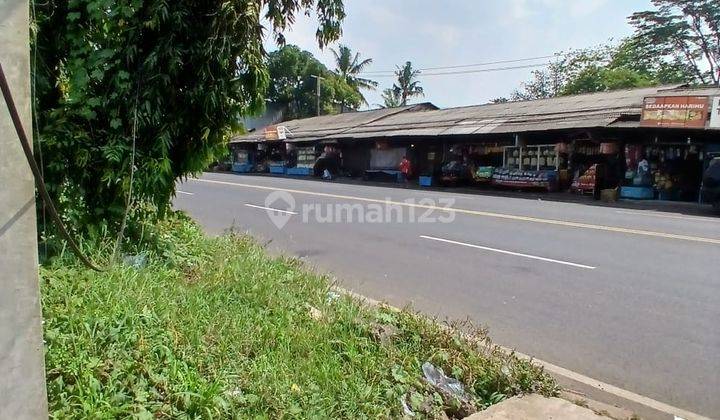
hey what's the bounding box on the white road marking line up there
[616,210,720,223]
[244,203,298,215]
[202,176,711,419]
[191,177,720,245]
[420,235,596,269]
[333,286,712,420]
[177,190,194,195]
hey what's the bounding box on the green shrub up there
[42,215,556,418]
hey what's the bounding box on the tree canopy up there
[384,61,424,107]
[380,88,403,108]
[511,1,719,100]
[33,0,344,231]
[265,45,362,119]
[331,45,377,110]
[629,0,719,85]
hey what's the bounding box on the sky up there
[263,0,654,109]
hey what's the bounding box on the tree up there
[510,34,701,100]
[331,45,377,110]
[629,0,719,85]
[33,0,344,230]
[511,67,563,101]
[512,46,614,100]
[489,97,509,104]
[392,61,424,106]
[379,88,403,108]
[266,45,360,119]
[561,65,654,95]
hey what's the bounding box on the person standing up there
[399,155,412,184]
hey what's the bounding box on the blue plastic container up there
[620,186,654,199]
[419,176,433,187]
[269,165,286,174]
[231,163,253,173]
[286,167,312,176]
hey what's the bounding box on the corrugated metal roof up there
[230,103,437,143]
[230,85,720,144]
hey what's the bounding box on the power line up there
[360,54,557,75]
[364,62,549,78]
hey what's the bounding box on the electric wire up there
[364,63,549,77]
[359,54,557,75]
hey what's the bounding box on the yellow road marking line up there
[191,178,720,245]
[616,210,720,223]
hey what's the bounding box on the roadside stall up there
[622,143,706,201]
[620,95,712,201]
[286,143,317,176]
[570,141,622,198]
[364,140,406,182]
[230,141,256,173]
[493,144,563,191]
[262,125,288,174]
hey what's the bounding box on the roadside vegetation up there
[42,213,556,419]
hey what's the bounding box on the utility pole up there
[0,0,49,418]
[310,74,324,116]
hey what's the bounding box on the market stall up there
[621,143,705,201]
[493,144,564,191]
[570,142,622,198]
[230,142,256,173]
[436,143,505,186]
[364,142,406,182]
[286,144,317,176]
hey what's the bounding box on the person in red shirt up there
[399,156,411,184]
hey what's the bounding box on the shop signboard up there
[640,96,708,128]
[710,97,720,129]
[264,125,279,140]
[263,125,287,140]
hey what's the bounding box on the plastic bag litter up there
[326,291,341,302]
[422,362,469,402]
[122,252,147,269]
[401,396,415,417]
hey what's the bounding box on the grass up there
[41,213,557,419]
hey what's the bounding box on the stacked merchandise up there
[653,171,675,199]
[473,166,494,182]
[506,148,520,168]
[441,161,471,183]
[286,146,316,176]
[571,164,597,193]
[492,168,557,190]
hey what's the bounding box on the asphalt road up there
[175,172,720,418]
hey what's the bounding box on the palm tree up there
[379,88,403,108]
[332,45,378,110]
[393,61,424,106]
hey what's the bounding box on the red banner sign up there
[640,96,708,128]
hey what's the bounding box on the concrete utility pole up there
[0,0,49,418]
[310,74,324,116]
